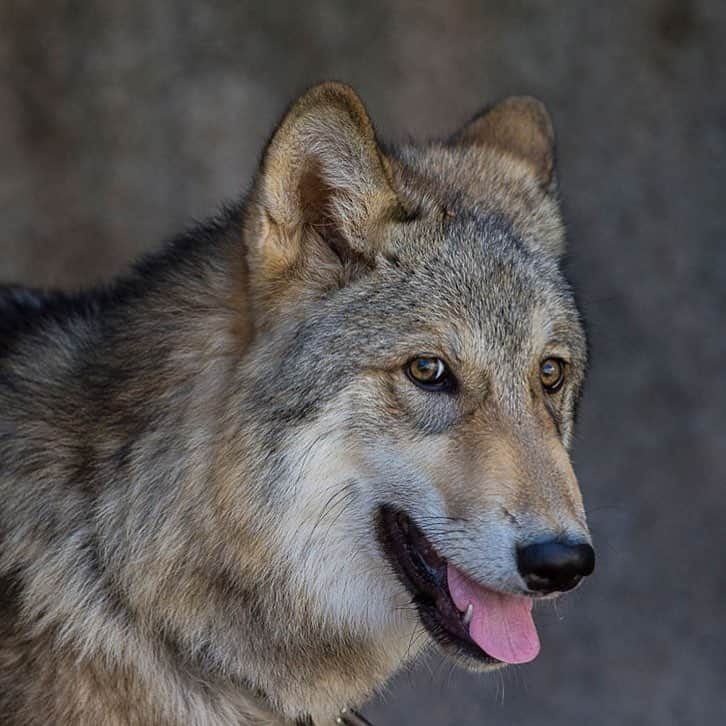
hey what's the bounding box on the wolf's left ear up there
[246,82,402,310]
[452,96,556,192]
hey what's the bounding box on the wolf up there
[0,82,594,725]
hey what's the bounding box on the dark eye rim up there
[540,357,566,393]
[404,354,457,393]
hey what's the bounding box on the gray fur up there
[0,83,591,725]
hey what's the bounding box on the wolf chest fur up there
[0,82,594,725]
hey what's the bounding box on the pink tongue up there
[447,565,540,664]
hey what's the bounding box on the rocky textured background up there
[1,1,723,723]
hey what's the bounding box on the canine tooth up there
[462,603,473,626]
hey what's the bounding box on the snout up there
[517,540,595,594]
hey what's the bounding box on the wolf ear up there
[246,82,401,305]
[452,96,556,191]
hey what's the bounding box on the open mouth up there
[377,506,540,665]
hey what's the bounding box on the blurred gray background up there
[1,1,724,723]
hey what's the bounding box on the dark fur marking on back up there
[0,285,99,357]
[0,569,23,618]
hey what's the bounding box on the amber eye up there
[540,358,565,392]
[406,356,453,391]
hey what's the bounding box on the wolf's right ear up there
[245,82,402,312]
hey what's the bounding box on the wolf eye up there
[540,358,565,392]
[406,356,453,391]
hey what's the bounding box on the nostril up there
[577,543,595,576]
[517,540,595,593]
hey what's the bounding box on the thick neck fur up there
[0,215,409,725]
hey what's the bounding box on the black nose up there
[517,540,595,593]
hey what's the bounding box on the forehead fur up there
[311,140,584,364]
[287,208,586,384]
[390,142,566,260]
[347,191,574,320]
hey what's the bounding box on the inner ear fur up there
[452,96,556,190]
[248,82,402,289]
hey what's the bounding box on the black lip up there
[376,505,498,664]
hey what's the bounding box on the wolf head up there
[216,82,592,716]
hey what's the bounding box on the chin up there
[444,649,510,673]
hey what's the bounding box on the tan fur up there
[455,96,556,187]
[1,82,592,724]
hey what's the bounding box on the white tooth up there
[462,603,473,626]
